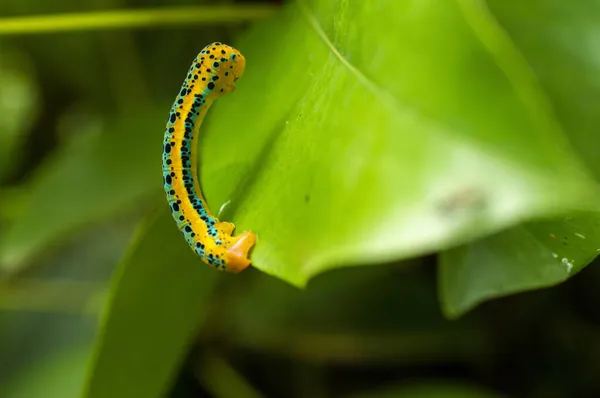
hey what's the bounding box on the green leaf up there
[0,45,39,183]
[4,344,91,398]
[82,207,220,398]
[0,106,164,270]
[439,0,600,317]
[197,0,598,286]
[440,215,600,318]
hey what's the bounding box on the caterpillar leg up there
[217,221,235,235]
[224,231,256,273]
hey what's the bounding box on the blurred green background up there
[1,0,600,397]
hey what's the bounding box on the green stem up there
[0,5,279,36]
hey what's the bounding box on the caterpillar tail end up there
[224,231,256,274]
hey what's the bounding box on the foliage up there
[0,0,599,397]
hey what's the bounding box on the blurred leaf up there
[0,186,29,223]
[212,263,489,364]
[439,0,600,317]
[4,343,91,398]
[0,279,102,314]
[82,208,220,398]
[0,106,164,270]
[198,354,264,398]
[440,215,600,318]
[195,0,599,287]
[0,45,39,183]
[0,216,132,386]
[349,382,506,398]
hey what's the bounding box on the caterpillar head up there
[200,42,246,94]
[229,49,246,79]
[222,46,246,93]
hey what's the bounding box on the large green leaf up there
[196,0,598,286]
[0,106,164,270]
[0,45,38,184]
[82,208,220,398]
[4,344,91,398]
[439,0,600,317]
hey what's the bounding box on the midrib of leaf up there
[296,0,396,109]
[295,0,449,137]
[294,0,554,169]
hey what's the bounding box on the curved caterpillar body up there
[162,42,255,273]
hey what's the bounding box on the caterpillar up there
[162,42,255,273]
